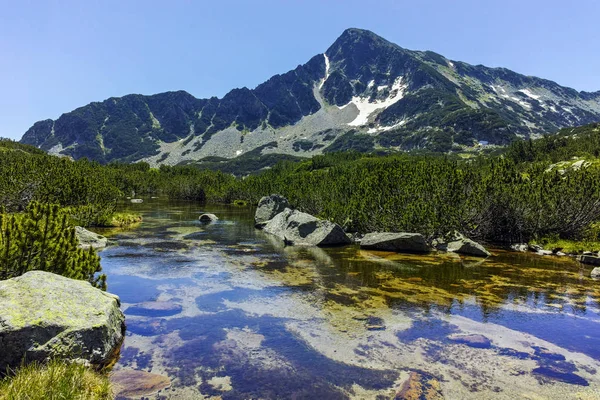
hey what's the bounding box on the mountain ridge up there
[21,28,600,165]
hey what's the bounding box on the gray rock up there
[199,213,219,223]
[360,232,430,253]
[537,249,553,256]
[263,208,351,247]
[75,226,107,250]
[447,237,491,257]
[591,267,600,278]
[431,237,448,251]
[448,333,492,349]
[254,195,290,228]
[528,244,543,252]
[510,243,528,252]
[0,271,125,372]
[578,255,600,266]
[130,199,143,203]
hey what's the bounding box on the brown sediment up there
[110,369,171,398]
[396,371,444,400]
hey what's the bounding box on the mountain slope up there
[21,28,600,165]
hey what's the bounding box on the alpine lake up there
[98,199,600,399]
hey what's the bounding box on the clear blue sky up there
[2,0,599,139]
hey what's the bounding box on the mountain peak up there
[327,28,398,57]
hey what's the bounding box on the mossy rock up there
[0,271,125,373]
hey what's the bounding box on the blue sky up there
[1,0,599,139]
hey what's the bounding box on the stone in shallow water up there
[578,255,600,266]
[0,271,125,372]
[110,369,171,398]
[126,301,183,317]
[199,213,219,223]
[254,194,290,228]
[263,208,351,247]
[447,333,492,349]
[360,232,430,253]
[591,267,600,278]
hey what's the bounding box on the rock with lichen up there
[0,271,125,373]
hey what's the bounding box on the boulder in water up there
[263,208,351,247]
[254,195,290,228]
[199,213,219,223]
[578,255,600,266]
[444,232,490,257]
[360,232,430,253]
[0,271,125,372]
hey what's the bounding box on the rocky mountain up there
[21,28,600,165]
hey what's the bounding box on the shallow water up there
[100,199,600,399]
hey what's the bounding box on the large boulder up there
[360,232,430,253]
[254,195,290,228]
[591,267,600,278]
[578,255,600,266]
[75,226,108,250]
[443,232,490,257]
[0,271,125,372]
[263,208,351,247]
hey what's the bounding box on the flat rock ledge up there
[360,232,430,253]
[0,271,125,373]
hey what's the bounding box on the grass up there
[533,238,600,254]
[0,360,112,400]
[105,212,142,227]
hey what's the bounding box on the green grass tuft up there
[0,359,112,400]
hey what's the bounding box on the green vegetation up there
[0,202,105,289]
[0,359,112,400]
[3,122,600,248]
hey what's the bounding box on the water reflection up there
[100,199,600,399]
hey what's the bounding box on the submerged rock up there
[360,232,430,253]
[254,194,290,228]
[75,226,108,250]
[111,369,171,398]
[263,208,351,247]
[448,333,492,349]
[578,255,600,266]
[0,271,125,372]
[126,301,183,317]
[199,213,219,223]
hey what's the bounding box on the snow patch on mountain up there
[339,76,407,126]
[519,89,541,100]
[319,53,331,89]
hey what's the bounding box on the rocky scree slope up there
[21,28,600,165]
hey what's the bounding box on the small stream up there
[99,199,600,399]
